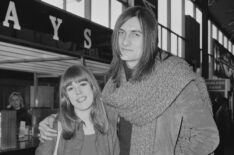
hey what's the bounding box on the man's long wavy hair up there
[59,65,109,139]
[109,6,159,86]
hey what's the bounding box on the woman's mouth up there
[76,96,87,103]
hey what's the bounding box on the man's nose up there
[122,34,131,46]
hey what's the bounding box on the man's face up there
[118,17,143,69]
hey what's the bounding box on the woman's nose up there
[75,86,82,94]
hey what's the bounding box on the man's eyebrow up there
[119,28,142,33]
[131,30,142,33]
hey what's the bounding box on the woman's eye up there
[79,81,88,87]
[66,86,74,92]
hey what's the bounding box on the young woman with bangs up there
[35,65,119,155]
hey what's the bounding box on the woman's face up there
[66,80,94,114]
[118,17,143,69]
[10,95,21,110]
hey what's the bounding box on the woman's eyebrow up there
[76,78,88,83]
[65,81,72,88]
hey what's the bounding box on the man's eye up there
[133,33,141,37]
[118,30,124,35]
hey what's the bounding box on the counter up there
[0,136,39,155]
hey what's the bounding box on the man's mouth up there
[121,48,132,52]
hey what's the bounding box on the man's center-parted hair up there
[58,65,109,139]
[109,6,159,85]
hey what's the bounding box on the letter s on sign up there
[84,28,92,49]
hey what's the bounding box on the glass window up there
[224,36,227,48]
[41,0,63,9]
[171,33,178,56]
[178,38,183,57]
[233,45,234,54]
[162,28,168,51]
[158,0,168,27]
[171,0,182,35]
[218,30,223,44]
[229,40,232,52]
[158,0,168,51]
[208,20,213,64]
[196,8,202,49]
[208,20,211,55]
[91,0,109,27]
[212,24,217,39]
[111,0,122,29]
[66,0,84,17]
[158,25,162,49]
[185,0,194,17]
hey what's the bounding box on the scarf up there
[102,56,208,154]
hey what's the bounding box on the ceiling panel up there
[208,0,234,42]
[0,41,110,77]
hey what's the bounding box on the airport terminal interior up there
[0,0,234,154]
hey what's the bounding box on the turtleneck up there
[119,62,133,155]
[123,63,133,81]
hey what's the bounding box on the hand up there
[38,114,58,142]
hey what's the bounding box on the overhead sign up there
[206,79,226,91]
[206,79,230,98]
[0,0,112,63]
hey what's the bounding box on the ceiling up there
[208,0,234,42]
[0,41,110,77]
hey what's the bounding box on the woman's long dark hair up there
[59,65,109,139]
[109,6,159,86]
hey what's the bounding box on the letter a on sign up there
[3,1,21,30]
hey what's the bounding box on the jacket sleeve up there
[102,79,119,127]
[35,122,58,155]
[35,139,56,155]
[175,81,219,155]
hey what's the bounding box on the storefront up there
[207,39,234,124]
